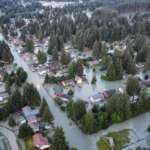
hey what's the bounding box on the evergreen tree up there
[68,61,83,77]
[37,51,47,64]
[50,127,69,150]
[8,90,23,112]
[91,75,97,84]
[67,100,86,121]
[123,50,137,75]
[106,62,117,80]
[18,124,33,139]
[80,112,96,133]
[145,53,150,70]
[0,41,13,63]
[126,75,140,96]
[42,105,53,123]
[92,40,102,59]
[52,49,59,61]
[60,51,70,65]
[24,38,34,53]
[23,83,41,106]
[16,67,28,85]
[48,35,64,54]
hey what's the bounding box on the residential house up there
[141,80,150,87]
[32,133,50,150]
[0,84,6,93]
[61,80,75,87]
[48,61,61,72]
[89,89,115,104]
[53,85,63,95]
[56,93,70,102]
[103,89,116,99]
[89,92,105,103]
[0,83,9,105]
[22,52,33,62]
[22,106,39,132]
[75,76,83,84]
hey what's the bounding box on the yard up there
[97,129,130,150]
[25,138,33,150]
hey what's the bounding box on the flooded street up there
[10,46,150,150]
[0,127,17,150]
[0,32,149,150]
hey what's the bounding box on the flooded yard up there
[74,68,126,102]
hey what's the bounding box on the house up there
[29,122,40,132]
[130,95,139,104]
[53,85,63,95]
[89,89,115,104]
[89,92,104,103]
[141,80,150,87]
[136,63,144,71]
[39,122,52,130]
[75,76,82,84]
[48,61,61,72]
[22,106,39,132]
[103,89,115,99]
[89,60,99,66]
[61,80,75,87]
[56,93,70,102]
[22,106,33,118]
[32,133,50,150]
[27,115,38,124]
[0,97,8,105]
[0,84,6,93]
[22,106,39,118]
[22,52,33,61]
[0,92,9,105]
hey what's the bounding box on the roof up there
[61,80,75,86]
[103,89,115,98]
[53,85,63,94]
[27,115,37,123]
[141,80,150,87]
[29,122,39,132]
[33,133,50,150]
[22,106,39,118]
[75,76,82,83]
[0,85,6,93]
[89,92,104,103]
[90,92,104,100]
[22,106,33,118]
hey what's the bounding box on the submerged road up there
[10,45,96,150]
[1,31,149,150]
[0,126,18,150]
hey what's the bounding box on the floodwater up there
[74,68,126,102]
[39,0,82,8]
[1,29,150,149]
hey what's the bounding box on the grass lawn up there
[97,129,130,150]
[25,138,33,150]
[97,137,111,150]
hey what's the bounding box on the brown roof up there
[32,133,50,150]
